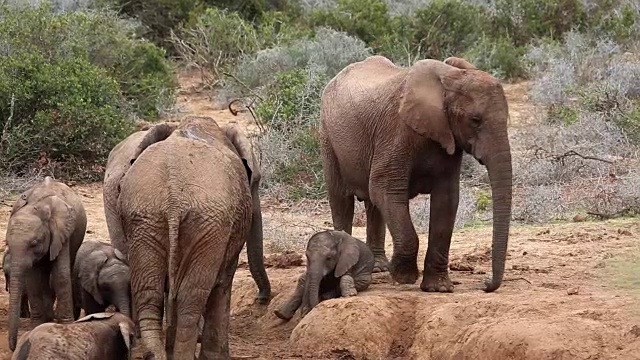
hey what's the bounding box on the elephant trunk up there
[246,184,271,304]
[484,146,513,292]
[301,264,323,316]
[8,265,24,351]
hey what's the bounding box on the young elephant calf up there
[72,240,131,318]
[11,312,135,360]
[274,230,375,321]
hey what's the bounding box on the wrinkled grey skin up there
[274,230,374,321]
[72,240,131,319]
[320,55,512,293]
[11,312,136,360]
[118,116,255,360]
[3,250,32,318]
[103,121,270,305]
[6,176,87,351]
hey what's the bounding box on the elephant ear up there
[75,312,114,322]
[222,124,260,186]
[444,56,478,70]
[118,320,135,353]
[37,196,76,261]
[113,247,129,265]
[79,250,109,304]
[130,122,177,166]
[335,234,360,277]
[398,59,457,155]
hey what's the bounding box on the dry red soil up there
[0,69,639,360]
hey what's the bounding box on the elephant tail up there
[166,213,181,329]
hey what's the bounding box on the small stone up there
[618,229,633,236]
[522,251,528,256]
[512,264,530,271]
[567,287,579,295]
[627,325,640,337]
[573,214,586,222]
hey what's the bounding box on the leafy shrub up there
[169,7,262,79]
[0,2,176,179]
[462,35,527,80]
[255,65,327,200]
[409,0,492,60]
[232,27,371,89]
[308,0,391,46]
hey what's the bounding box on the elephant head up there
[75,240,132,318]
[6,195,77,350]
[398,57,512,292]
[12,312,136,360]
[300,230,361,316]
[222,124,271,304]
[103,122,178,257]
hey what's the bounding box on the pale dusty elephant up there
[103,121,271,305]
[274,230,375,321]
[72,240,131,318]
[118,116,256,360]
[320,55,512,293]
[5,176,87,351]
[11,312,135,360]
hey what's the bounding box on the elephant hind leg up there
[321,141,355,234]
[364,200,389,273]
[129,233,168,360]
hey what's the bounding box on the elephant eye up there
[471,116,482,125]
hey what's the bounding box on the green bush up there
[491,0,588,47]
[409,0,492,60]
[308,0,391,47]
[0,2,176,179]
[170,7,262,78]
[255,66,327,200]
[463,35,527,81]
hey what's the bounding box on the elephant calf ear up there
[444,57,478,70]
[39,196,76,261]
[398,59,456,155]
[335,235,361,277]
[79,250,109,305]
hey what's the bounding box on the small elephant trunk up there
[301,264,323,315]
[8,265,24,351]
[484,148,513,292]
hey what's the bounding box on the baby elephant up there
[274,230,374,321]
[11,312,135,360]
[73,240,131,318]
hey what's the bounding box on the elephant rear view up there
[320,55,512,293]
[5,176,87,351]
[118,116,256,360]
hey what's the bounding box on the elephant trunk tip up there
[483,274,503,293]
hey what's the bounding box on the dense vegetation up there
[0,0,638,225]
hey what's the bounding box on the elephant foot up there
[273,305,296,321]
[420,271,454,293]
[372,254,390,273]
[389,255,419,284]
[255,290,271,305]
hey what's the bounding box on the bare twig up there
[222,72,264,101]
[1,94,15,153]
[503,277,532,285]
[586,207,634,220]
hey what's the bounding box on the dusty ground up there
[0,69,639,359]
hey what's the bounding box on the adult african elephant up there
[103,121,271,305]
[319,55,512,293]
[118,116,257,360]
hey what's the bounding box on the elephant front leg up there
[339,275,357,297]
[421,179,460,293]
[50,248,75,323]
[273,273,305,321]
[25,268,54,325]
[364,200,389,273]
